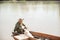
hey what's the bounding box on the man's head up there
[18,18,24,24]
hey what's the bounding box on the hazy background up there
[0,1,60,40]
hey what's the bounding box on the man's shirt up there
[14,22,27,34]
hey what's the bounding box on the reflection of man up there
[13,18,34,40]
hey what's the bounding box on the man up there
[13,18,35,40]
[14,18,26,34]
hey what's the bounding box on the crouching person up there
[13,18,35,40]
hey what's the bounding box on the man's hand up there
[24,26,27,29]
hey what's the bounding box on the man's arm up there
[22,23,27,29]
